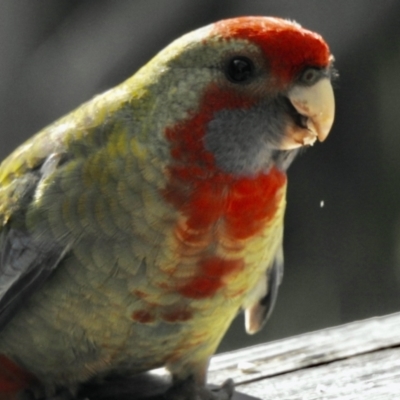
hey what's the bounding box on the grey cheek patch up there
[204,101,290,175]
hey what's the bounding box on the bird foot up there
[165,377,234,400]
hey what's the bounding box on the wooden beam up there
[209,312,400,399]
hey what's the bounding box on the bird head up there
[139,16,335,176]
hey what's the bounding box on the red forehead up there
[212,17,331,83]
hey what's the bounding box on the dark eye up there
[299,68,321,85]
[225,56,255,83]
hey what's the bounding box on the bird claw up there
[208,379,235,400]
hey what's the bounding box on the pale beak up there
[281,78,335,149]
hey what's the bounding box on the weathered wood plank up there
[239,347,400,399]
[208,312,400,386]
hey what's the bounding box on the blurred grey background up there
[1,0,400,352]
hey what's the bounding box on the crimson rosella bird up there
[0,16,335,400]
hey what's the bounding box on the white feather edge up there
[244,245,284,335]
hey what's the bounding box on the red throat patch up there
[162,83,286,299]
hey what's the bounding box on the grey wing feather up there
[0,154,71,331]
[0,228,69,330]
[244,244,284,334]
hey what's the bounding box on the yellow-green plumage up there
[0,16,334,400]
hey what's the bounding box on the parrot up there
[0,16,335,400]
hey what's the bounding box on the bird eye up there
[225,56,255,83]
[299,68,321,85]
